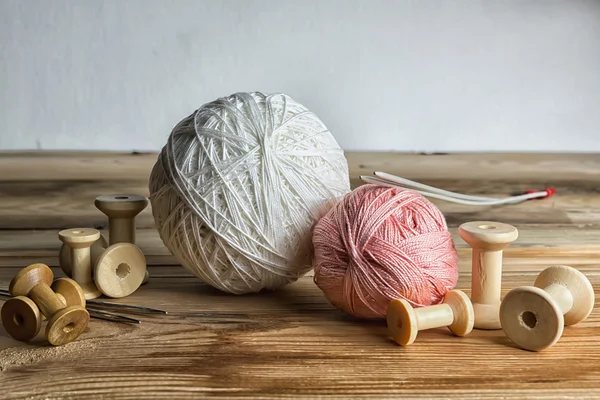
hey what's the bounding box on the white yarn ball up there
[149,92,350,294]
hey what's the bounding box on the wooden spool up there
[59,233,108,278]
[95,194,149,284]
[59,228,147,299]
[458,221,518,330]
[500,265,595,352]
[58,228,103,299]
[387,290,474,346]
[1,277,86,342]
[7,264,89,346]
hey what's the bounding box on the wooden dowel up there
[415,303,454,331]
[28,283,64,318]
[108,217,136,245]
[471,248,503,305]
[543,283,574,315]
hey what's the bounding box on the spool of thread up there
[312,184,459,319]
[149,92,351,294]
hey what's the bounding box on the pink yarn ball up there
[312,183,459,319]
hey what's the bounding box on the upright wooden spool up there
[59,234,108,278]
[500,265,595,351]
[95,194,150,284]
[7,264,89,346]
[59,228,102,299]
[458,221,518,330]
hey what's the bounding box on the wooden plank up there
[1,226,600,269]
[2,177,600,229]
[346,152,600,182]
[0,180,154,230]
[0,269,599,399]
[2,151,600,182]
[0,151,158,181]
[0,228,177,267]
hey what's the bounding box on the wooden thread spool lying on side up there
[500,265,595,352]
[387,290,475,346]
[458,221,518,330]
[5,264,89,346]
[59,228,147,299]
[2,277,87,342]
[95,194,149,284]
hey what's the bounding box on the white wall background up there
[1,0,599,152]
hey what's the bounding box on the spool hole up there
[116,263,131,279]
[520,311,538,329]
[478,225,497,230]
[115,196,129,200]
[63,323,75,334]
[13,314,24,326]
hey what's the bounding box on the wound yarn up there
[149,92,351,294]
[312,183,459,319]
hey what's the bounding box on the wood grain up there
[2,178,600,229]
[1,268,599,399]
[0,151,599,399]
[2,225,600,269]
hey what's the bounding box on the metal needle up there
[0,288,145,324]
[1,287,167,314]
[88,309,141,324]
[86,299,168,314]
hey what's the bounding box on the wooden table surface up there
[1,151,599,399]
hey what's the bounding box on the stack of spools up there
[149,91,459,321]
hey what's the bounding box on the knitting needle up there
[86,299,168,314]
[360,173,555,206]
[0,288,167,314]
[0,289,149,321]
[88,309,141,324]
[0,290,140,324]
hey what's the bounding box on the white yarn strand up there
[149,92,350,294]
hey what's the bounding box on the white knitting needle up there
[360,172,555,206]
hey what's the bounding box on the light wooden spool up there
[7,264,89,346]
[58,228,103,299]
[59,234,108,278]
[95,194,149,284]
[387,290,474,346]
[500,265,595,352]
[458,221,518,330]
[59,228,147,299]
